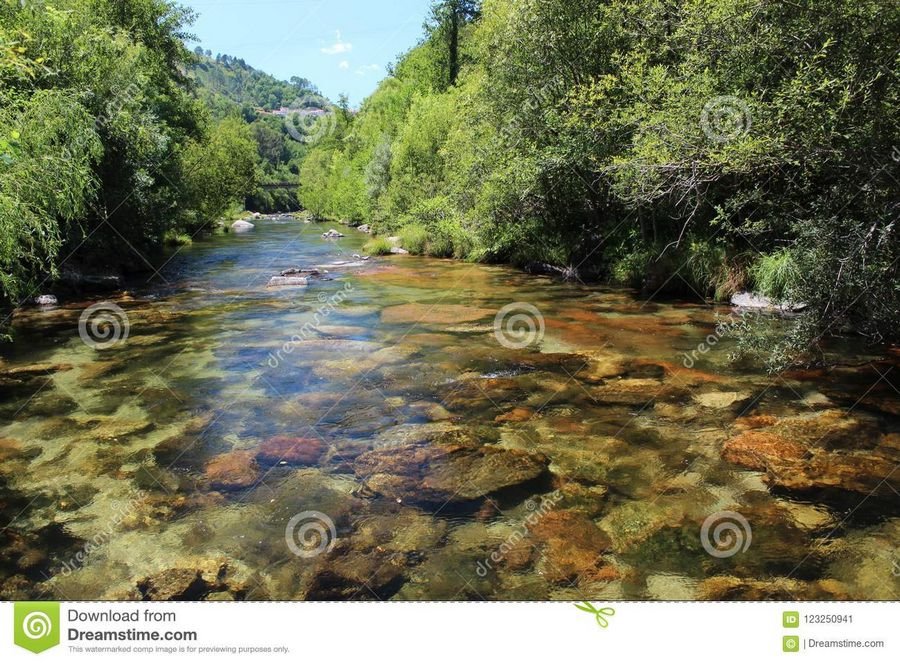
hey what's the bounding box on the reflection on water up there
[1,219,898,600]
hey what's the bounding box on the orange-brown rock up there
[722,431,808,471]
[734,414,779,430]
[593,378,688,405]
[256,436,325,466]
[698,575,850,601]
[353,432,548,504]
[494,407,534,423]
[0,438,23,462]
[381,303,494,325]
[205,451,260,490]
[531,510,611,582]
[772,453,899,496]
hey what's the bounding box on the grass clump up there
[163,231,193,247]
[398,224,428,255]
[750,249,799,301]
[363,236,394,256]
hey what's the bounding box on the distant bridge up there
[258,182,297,190]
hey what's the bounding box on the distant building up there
[257,107,329,117]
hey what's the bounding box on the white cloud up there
[321,30,352,55]
[355,64,380,76]
[338,60,350,70]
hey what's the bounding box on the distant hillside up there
[187,50,334,213]
[188,50,330,117]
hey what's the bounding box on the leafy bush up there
[398,224,429,254]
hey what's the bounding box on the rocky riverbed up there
[0,220,897,601]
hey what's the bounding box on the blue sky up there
[181,0,433,105]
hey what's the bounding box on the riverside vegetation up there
[0,0,329,312]
[299,0,900,369]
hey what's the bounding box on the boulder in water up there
[231,220,255,232]
[266,276,308,288]
[34,294,58,306]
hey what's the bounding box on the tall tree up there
[428,0,480,86]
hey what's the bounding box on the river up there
[1,217,898,600]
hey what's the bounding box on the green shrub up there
[163,231,193,247]
[363,236,394,256]
[398,224,429,254]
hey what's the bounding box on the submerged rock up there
[697,575,848,600]
[693,390,751,410]
[722,431,808,471]
[381,303,495,325]
[592,378,688,406]
[531,510,613,583]
[304,550,405,600]
[353,431,548,505]
[321,228,344,239]
[255,436,325,467]
[204,451,260,491]
[0,438,25,463]
[722,412,900,496]
[138,568,208,601]
[599,501,682,554]
[495,407,534,423]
